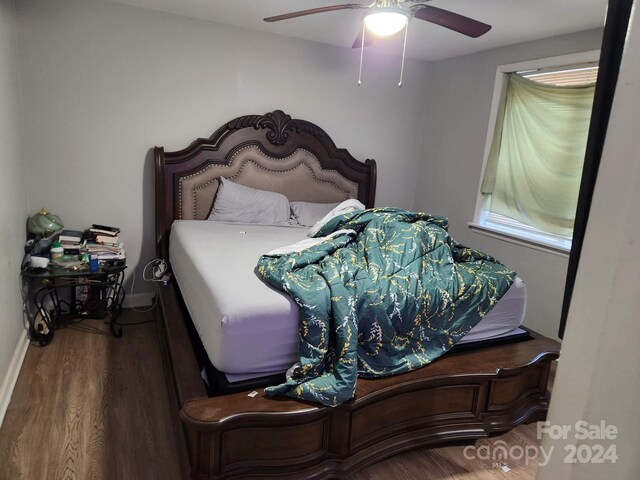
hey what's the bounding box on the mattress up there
[458,277,526,343]
[170,221,526,379]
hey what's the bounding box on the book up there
[95,252,126,261]
[89,228,118,237]
[95,235,119,244]
[60,242,84,249]
[84,242,124,253]
[90,224,120,235]
[58,229,84,243]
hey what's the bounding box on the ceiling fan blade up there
[352,30,375,49]
[412,5,491,38]
[264,4,367,23]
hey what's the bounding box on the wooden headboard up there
[155,109,377,259]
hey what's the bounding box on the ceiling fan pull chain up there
[358,23,366,86]
[398,22,409,87]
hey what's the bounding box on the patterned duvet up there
[257,208,515,406]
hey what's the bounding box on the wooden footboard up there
[157,281,559,480]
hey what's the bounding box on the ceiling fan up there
[264,0,492,49]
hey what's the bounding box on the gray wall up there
[413,29,604,339]
[0,0,28,419]
[16,0,430,303]
[12,0,604,335]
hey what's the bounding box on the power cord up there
[130,259,169,314]
[149,258,168,281]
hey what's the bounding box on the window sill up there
[468,222,570,257]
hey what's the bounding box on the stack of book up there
[58,230,84,255]
[85,224,125,260]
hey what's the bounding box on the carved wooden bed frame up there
[154,110,560,479]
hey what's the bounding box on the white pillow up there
[290,201,340,227]
[208,177,291,225]
[307,199,366,237]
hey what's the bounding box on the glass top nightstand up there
[21,263,127,345]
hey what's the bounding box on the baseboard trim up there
[0,331,30,428]
[123,292,155,309]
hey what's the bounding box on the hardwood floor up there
[351,428,542,480]
[0,310,554,480]
[0,310,181,480]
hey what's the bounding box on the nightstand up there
[21,264,127,346]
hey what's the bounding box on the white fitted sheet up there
[170,221,526,378]
[458,277,526,343]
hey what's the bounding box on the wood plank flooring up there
[351,427,543,480]
[0,310,181,480]
[0,310,554,480]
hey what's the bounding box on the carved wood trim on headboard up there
[155,110,377,260]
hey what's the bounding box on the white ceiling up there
[107,0,608,61]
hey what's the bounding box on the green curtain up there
[481,73,595,236]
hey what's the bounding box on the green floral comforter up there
[256,208,515,406]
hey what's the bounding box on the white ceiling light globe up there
[364,10,409,37]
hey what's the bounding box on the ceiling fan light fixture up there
[364,8,409,37]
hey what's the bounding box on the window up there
[471,52,599,255]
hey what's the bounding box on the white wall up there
[413,29,604,339]
[0,0,29,423]
[538,3,640,477]
[16,0,430,302]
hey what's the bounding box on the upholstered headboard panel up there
[155,110,377,259]
[178,145,359,221]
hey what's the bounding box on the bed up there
[154,109,560,479]
[170,220,529,384]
